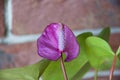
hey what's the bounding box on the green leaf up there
[97,27,110,42]
[42,52,88,80]
[71,62,91,80]
[100,57,120,70]
[85,36,114,69]
[42,32,93,80]
[116,46,120,60]
[77,32,93,49]
[71,32,92,80]
[0,59,50,80]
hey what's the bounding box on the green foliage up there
[71,62,91,80]
[42,56,88,80]
[85,36,114,69]
[97,27,110,42]
[0,59,50,80]
[42,32,93,80]
[100,57,120,70]
[116,46,120,60]
[71,32,93,80]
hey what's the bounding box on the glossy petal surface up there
[63,26,80,62]
[37,23,79,62]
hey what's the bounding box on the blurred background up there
[0,0,120,80]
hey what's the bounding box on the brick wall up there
[0,0,120,79]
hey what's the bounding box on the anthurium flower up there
[37,23,80,62]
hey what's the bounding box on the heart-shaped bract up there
[37,23,80,62]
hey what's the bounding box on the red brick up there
[0,0,5,37]
[0,42,42,68]
[109,33,120,52]
[12,0,120,35]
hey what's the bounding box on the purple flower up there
[37,23,80,62]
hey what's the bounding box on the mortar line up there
[0,27,120,44]
[4,0,13,37]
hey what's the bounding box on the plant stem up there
[109,55,117,80]
[60,54,68,80]
[94,69,98,80]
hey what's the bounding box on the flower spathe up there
[37,23,80,62]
